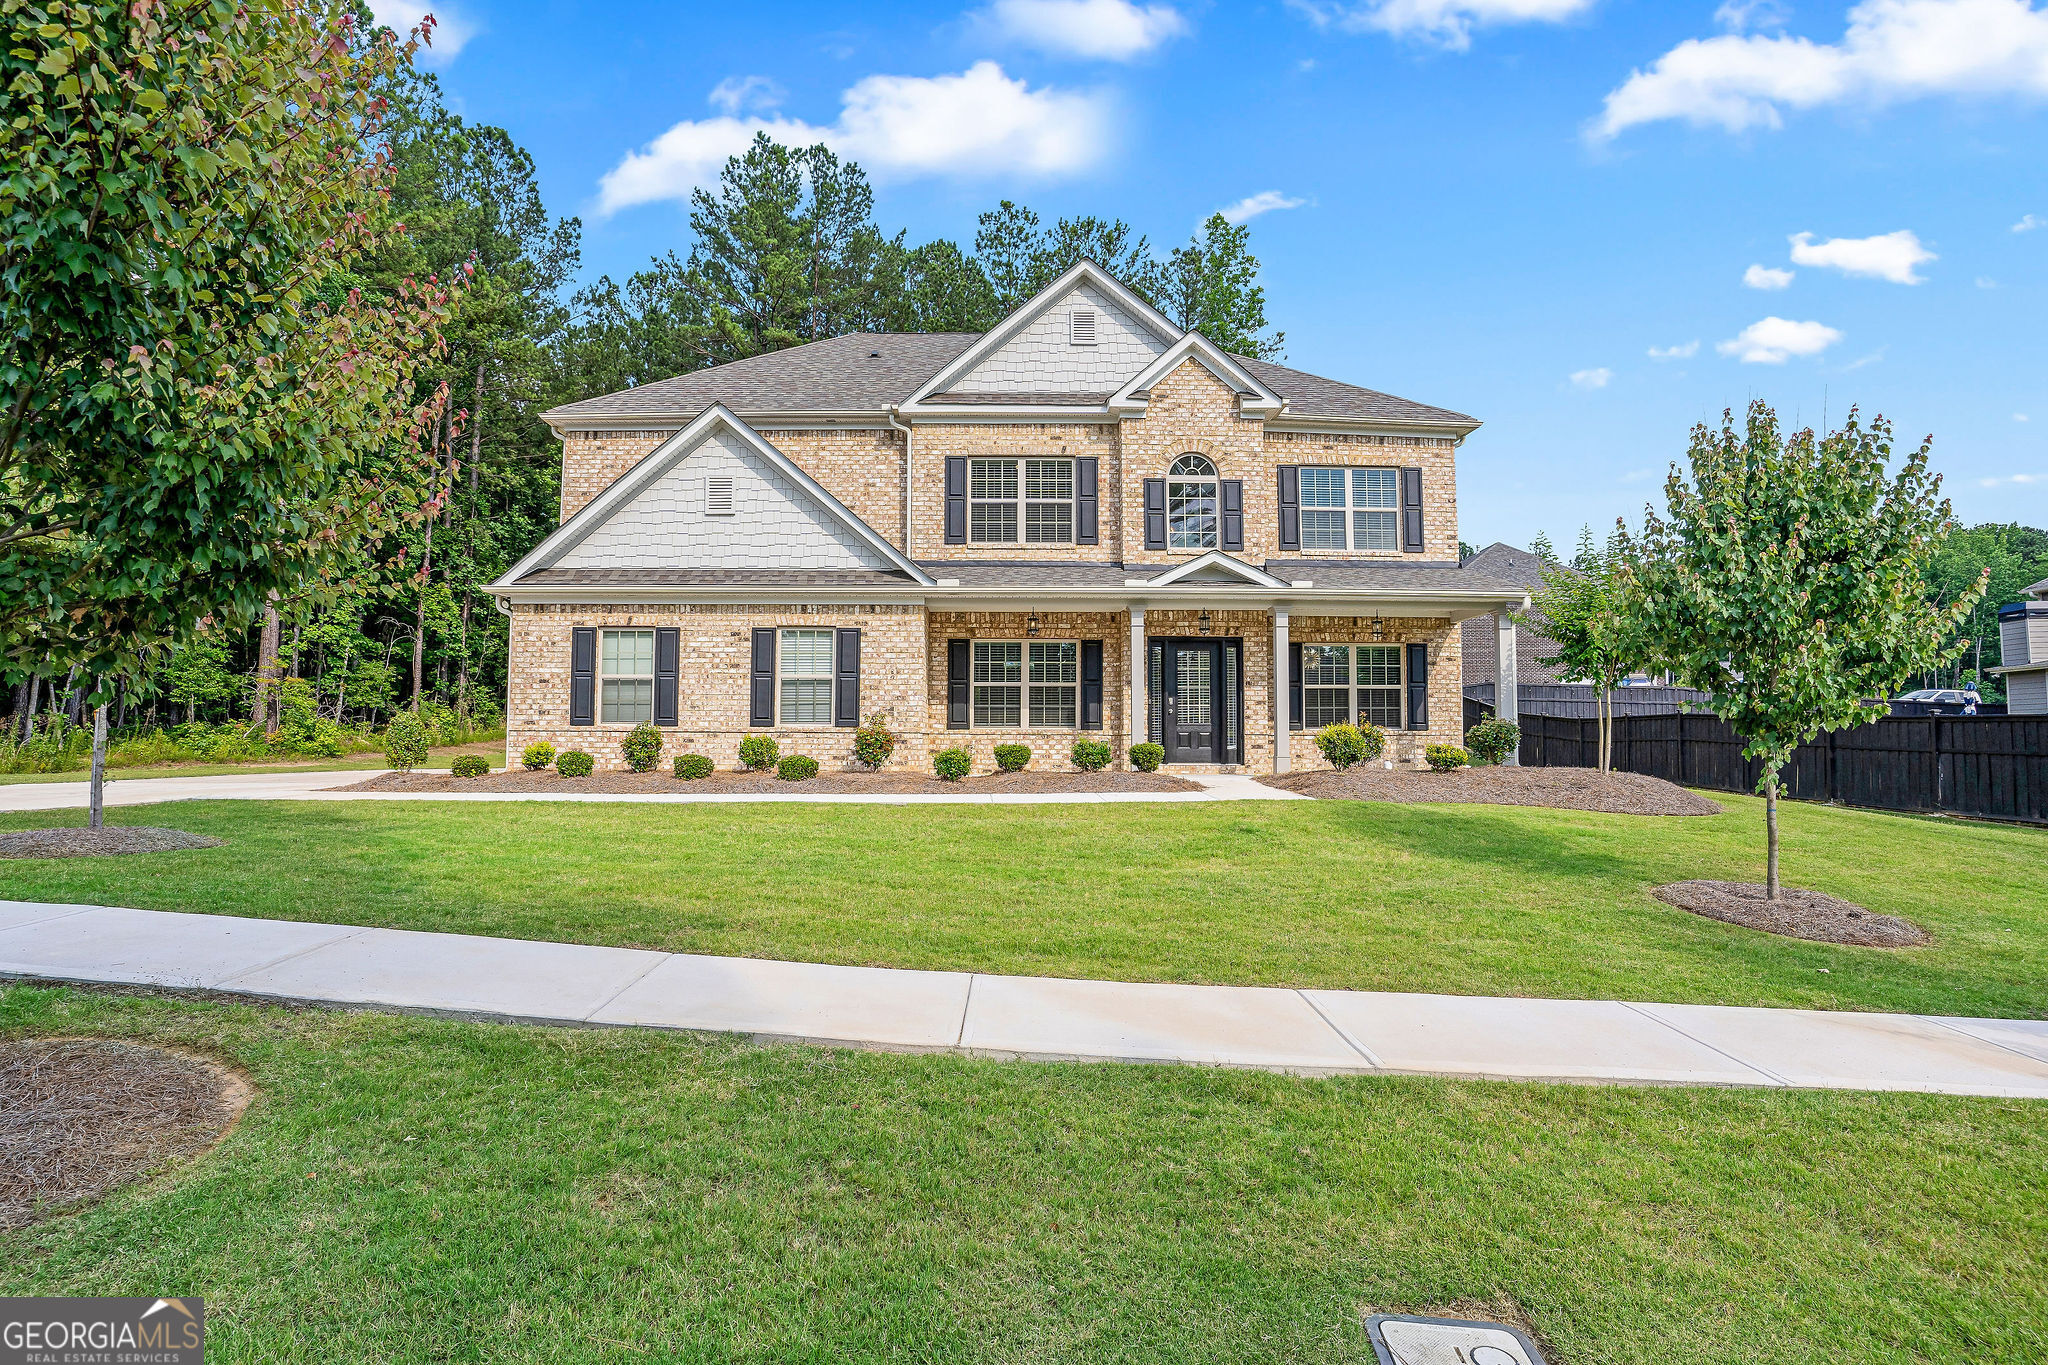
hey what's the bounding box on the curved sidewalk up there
[2,900,2044,1098]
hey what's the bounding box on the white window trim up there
[969,639,1082,730]
[598,628,655,725]
[968,457,1076,547]
[1301,643,1405,730]
[776,627,835,728]
[1166,454,1220,552]
[1298,465,1402,554]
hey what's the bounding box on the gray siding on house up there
[2007,667,2048,716]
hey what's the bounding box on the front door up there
[1163,640,1222,764]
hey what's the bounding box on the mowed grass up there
[2,792,2043,1017]
[2,985,2042,1364]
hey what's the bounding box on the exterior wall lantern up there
[1026,614,1040,637]
[1197,611,1212,635]
[1369,615,1386,641]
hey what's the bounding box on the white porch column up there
[1127,607,1146,765]
[1496,610,1520,765]
[1272,610,1290,774]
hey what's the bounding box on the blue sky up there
[383,0,2047,549]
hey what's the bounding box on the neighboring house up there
[1991,576,2048,715]
[490,261,1529,772]
[1458,542,1573,692]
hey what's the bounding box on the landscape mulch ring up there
[0,826,223,859]
[0,1037,250,1230]
[1654,879,1930,948]
[349,768,1203,795]
[1262,764,1722,816]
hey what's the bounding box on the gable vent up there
[705,476,735,516]
[1069,308,1098,346]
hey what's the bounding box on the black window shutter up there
[1075,458,1099,545]
[1143,477,1166,551]
[944,457,968,545]
[833,628,861,727]
[1288,640,1304,732]
[1277,467,1300,553]
[1401,466,1425,553]
[1079,640,1104,730]
[947,638,971,729]
[653,627,680,727]
[1406,642,1429,730]
[570,627,596,726]
[749,628,775,727]
[1221,479,1244,552]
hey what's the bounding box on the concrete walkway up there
[0,770,1303,812]
[3,900,2043,1098]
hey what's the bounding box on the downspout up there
[888,406,913,558]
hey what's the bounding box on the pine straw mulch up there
[349,767,1202,795]
[1261,764,1722,816]
[0,1038,251,1230]
[1653,880,1930,948]
[0,826,223,859]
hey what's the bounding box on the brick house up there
[1459,542,1572,692]
[492,261,1530,773]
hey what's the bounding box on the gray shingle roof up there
[920,561,1136,586]
[1459,542,1555,588]
[543,331,1476,428]
[1262,560,1526,593]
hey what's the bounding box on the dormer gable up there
[1109,333,1285,418]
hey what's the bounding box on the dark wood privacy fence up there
[1509,711,2048,825]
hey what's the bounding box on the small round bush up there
[993,743,1031,773]
[1313,722,1384,771]
[932,747,972,781]
[852,714,900,769]
[1128,742,1164,773]
[1070,738,1113,772]
[383,711,430,772]
[450,754,491,778]
[621,722,663,772]
[777,755,820,781]
[1425,744,1469,773]
[556,749,594,778]
[520,741,556,771]
[1464,717,1520,766]
[738,734,779,771]
[674,754,714,781]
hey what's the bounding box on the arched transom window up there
[1167,454,1219,551]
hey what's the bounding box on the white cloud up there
[1569,367,1613,389]
[1218,191,1309,224]
[1789,229,1935,283]
[980,0,1187,58]
[2016,213,2047,232]
[1978,275,2000,287]
[1716,316,1844,363]
[369,0,476,58]
[708,76,785,116]
[1592,0,2048,140]
[1744,263,1795,289]
[1648,340,1700,360]
[597,63,1113,215]
[1287,0,1596,51]
[1979,472,2043,486]
[1715,0,1789,29]
[2016,412,2032,421]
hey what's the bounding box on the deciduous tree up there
[1529,526,1649,772]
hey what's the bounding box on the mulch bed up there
[1653,880,1929,947]
[1261,764,1722,816]
[349,768,1202,795]
[0,826,223,859]
[0,1038,250,1230]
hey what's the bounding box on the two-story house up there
[491,261,1530,772]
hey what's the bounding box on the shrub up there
[521,741,556,771]
[450,754,491,778]
[1070,738,1113,772]
[621,722,663,772]
[993,743,1031,772]
[1425,744,1469,772]
[932,747,972,781]
[1464,717,1520,766]
[556,750,594,778]
[738,734,779,771]
[852,713,900,769]
[383,712,430,772]
[777,755,820,781]
[1128,742,1164,772]
[674,754,714,781]
[1314,722,1384,771]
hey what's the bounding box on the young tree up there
[1529,526,1649,772]
[2,0,461,825]
[973,201,1160,312]
[1632,403,1982,897]
[1157,214,1285,360]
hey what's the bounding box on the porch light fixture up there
[1026,614,1040,637]
[1369,615,1386,641]
[1198,611,1212,635]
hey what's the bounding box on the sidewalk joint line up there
[0,904,95,935]
[582,952,674,1022]
[212,927,371,988]
[1918,1014,2048,1068]
[1619,1001,1790,1086]
[1296,989,1382,1068]
[955,974,979,1048]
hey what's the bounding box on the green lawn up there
[3,793,2043,1017]
[0,739,502,785]
[2,985,2040,1363]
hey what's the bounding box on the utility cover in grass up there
[1366,1314,1549,1365]
[0,827,223,859]
[1654,880,1929,947]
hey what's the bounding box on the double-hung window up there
[1167,454,1219,551]
[969,458,1074,545]
[778,628,834,726]
[1299,467,1400,552]
[972,640,1079,727]
[1301,644,1403,728]
[599,630,654,724]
